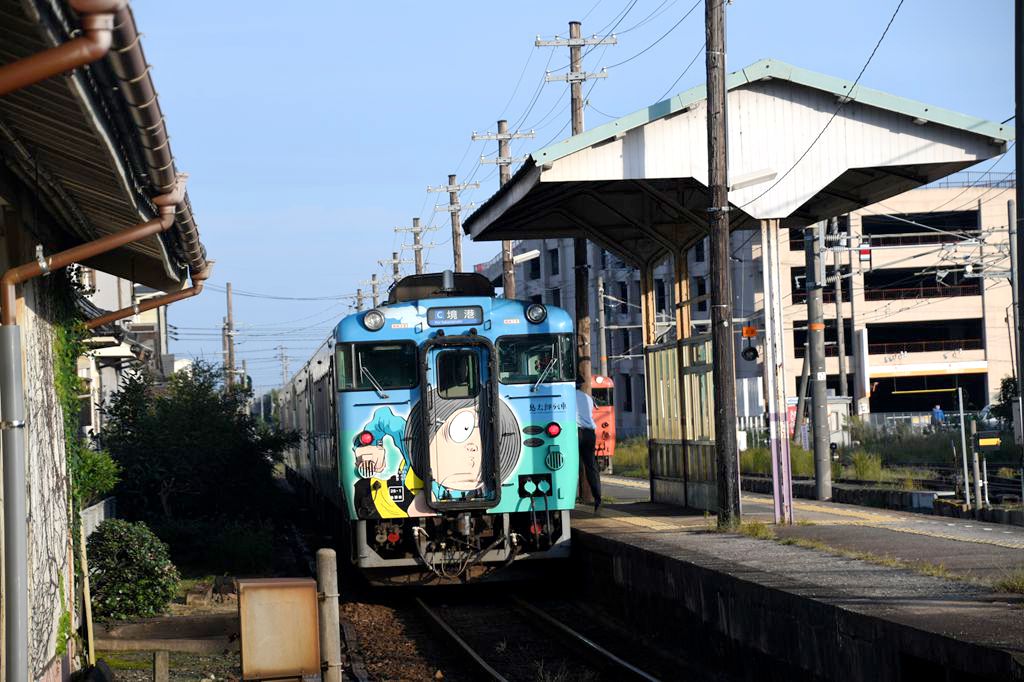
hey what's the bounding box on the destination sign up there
[427,306,483,327]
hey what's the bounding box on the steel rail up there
[510,597,662,682]
[413,598,509,682]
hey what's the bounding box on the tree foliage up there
[990,375,1018,423]
[99,362,296,523]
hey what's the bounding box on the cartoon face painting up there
[429,406,484,490]
[350,391,522,517]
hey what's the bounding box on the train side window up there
[335,344,353,389]
[338,342,418,391]
[592,387,613,407]
[436,350,480,400]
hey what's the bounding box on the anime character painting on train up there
[279,271,580,582]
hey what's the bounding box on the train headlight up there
[363,309,385,331]
[525,303,547,324]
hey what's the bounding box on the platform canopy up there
[464,59,1014,267]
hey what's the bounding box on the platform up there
[571,475,1024,681]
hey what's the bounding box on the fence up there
[80,497,116,538]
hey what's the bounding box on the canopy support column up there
[759,219,794,524]
[674,248,691,507]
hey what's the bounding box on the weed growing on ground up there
[795,519,816,526]
[737,521,776,540]
[993,569,1024,594]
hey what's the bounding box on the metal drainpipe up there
[1,178,182,680]
[0,0,126,97]
[85,265,211,330]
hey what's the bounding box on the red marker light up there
[387,531,400,544]
[530,523,544,536]
[357,431,374,446]
[546,422,561,437]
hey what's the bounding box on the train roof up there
[387,272,494,304]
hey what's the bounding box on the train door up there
[421,338,502,509]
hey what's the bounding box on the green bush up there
[88,519,179,620]
[740,445,814,478]
[850,451,883,482]
[614,438,649,479]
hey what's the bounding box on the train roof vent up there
[386,272,495,304]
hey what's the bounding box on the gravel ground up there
[341,600,468,681]
[96,650,239,682]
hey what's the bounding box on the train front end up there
[336,273,578,582]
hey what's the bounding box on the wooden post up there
[153,651,169,682]
[674,248,691,507]
[704,0,740,526]
[316,549,342,682]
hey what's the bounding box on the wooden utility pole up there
[428,174,479,272]
[355,289,364,312]
[474,121,534,297]
[705,0,741,526]
[379,250,414,283]
[225,282,236,388]
[395,218,435,275]
[535,20,614,392]
[361,274,380,307]
[831,217,848,398]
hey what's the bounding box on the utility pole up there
[355,289,364,312]
[704,1,741,525]
[831,218,848,400]
[427,174,479,272]
[1015,0,1024,505]
[225,282,235,389]
[1011,200,1024,504]
[395,218,435,275]
[278,345,290,387]
[474,121,535,297]
[847,215,858,414]
[597,274,608,376]
[378,251,414,284]
[536,20,614,393]
[361,274,380,308]
[805,222,832,500]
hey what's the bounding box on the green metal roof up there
[532,58,1015,165]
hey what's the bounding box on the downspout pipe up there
[1,178,182,681]
[85,263,211,330]
[0,0,127,97]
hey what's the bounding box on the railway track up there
[415,595,662,682]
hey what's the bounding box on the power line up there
[739,0,906,209]
[602,0,701,70]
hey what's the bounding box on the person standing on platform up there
[931,404,945,430]
[576,377,602,512]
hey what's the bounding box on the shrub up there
[88,519,179,620]
[851,451,883,482]
[740,444,814,478]
[614,438,649,479]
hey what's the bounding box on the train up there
[591,374,616,473]
[278,271,579,582]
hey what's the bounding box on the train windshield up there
[496,334,574,385]
[336,342,418,391]
[592,387,613,407]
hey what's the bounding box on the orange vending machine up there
[591,375,616,473]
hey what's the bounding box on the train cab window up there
[592,386,613,407]
[436,350,480,400]
[336,342,417,391]
[496,334,574,385]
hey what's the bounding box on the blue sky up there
[130,1,1015,392]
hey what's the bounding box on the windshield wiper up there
[531,357,558,393]
[360,366,390,399]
